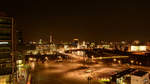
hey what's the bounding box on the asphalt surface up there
[30,61,99,84]
[30,57,150,84]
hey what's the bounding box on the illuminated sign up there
[131,46,146,52]
[0,42,8,45]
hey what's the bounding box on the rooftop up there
[132,71,148,77]
[112,68,136,78]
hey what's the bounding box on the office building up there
[0,17,15,84]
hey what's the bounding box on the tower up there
[49,34,56,54]
[50,35,52,43]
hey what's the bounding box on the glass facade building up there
[0,17,13,61]
[0,17,14,84]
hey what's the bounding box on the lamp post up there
[87,76,92,84]
[11,17,16,84]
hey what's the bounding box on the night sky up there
[0,0,150,41]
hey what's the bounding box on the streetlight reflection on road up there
[29,62,35,70]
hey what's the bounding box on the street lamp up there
[130,60,134,65]
[136,61,138,65]
[139,62,142,65]
[118,60,121,64]
[113,58,117,62]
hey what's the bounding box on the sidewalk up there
[16,63,31,84]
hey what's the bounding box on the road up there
[30,61,100,84]
[30,59,129,84]
[29,52,150,84]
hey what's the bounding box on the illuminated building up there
[39,39,43,44]
[146,41,150,51]
[111,68,149,84]
[49,42,56,54]
[81,41,87,48]
[130,45,147,52]
[111,68,136,84]
[0,17,15,83]
[16,31,24,52]
[90,42,96,48]
[102,45,110,49]
[49,35,56,54]
[72,38,79,48]
[16,31,23,45]
[133,40,140,45]
[131,71,149,84]
[64,45,69,50]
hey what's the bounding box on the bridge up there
[25,48,150,66]
[65,48,149,57]
[25,48,149,61]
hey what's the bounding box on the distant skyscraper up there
[49,35,56,54]
[72,38,79,48]
[16,30,23,45]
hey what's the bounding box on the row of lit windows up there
[0,30,11,34]
[0,34,11,36]
[0,46,11,52]
[0,53,11,59]
[0,36,11,40]
[0,49,10,52]
[0,18,12,24]
[0,45,11,47]
[0,46,10,49]
[0,24,12,28]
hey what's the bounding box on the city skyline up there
[1,0,150,84]
[1,0,150,41]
